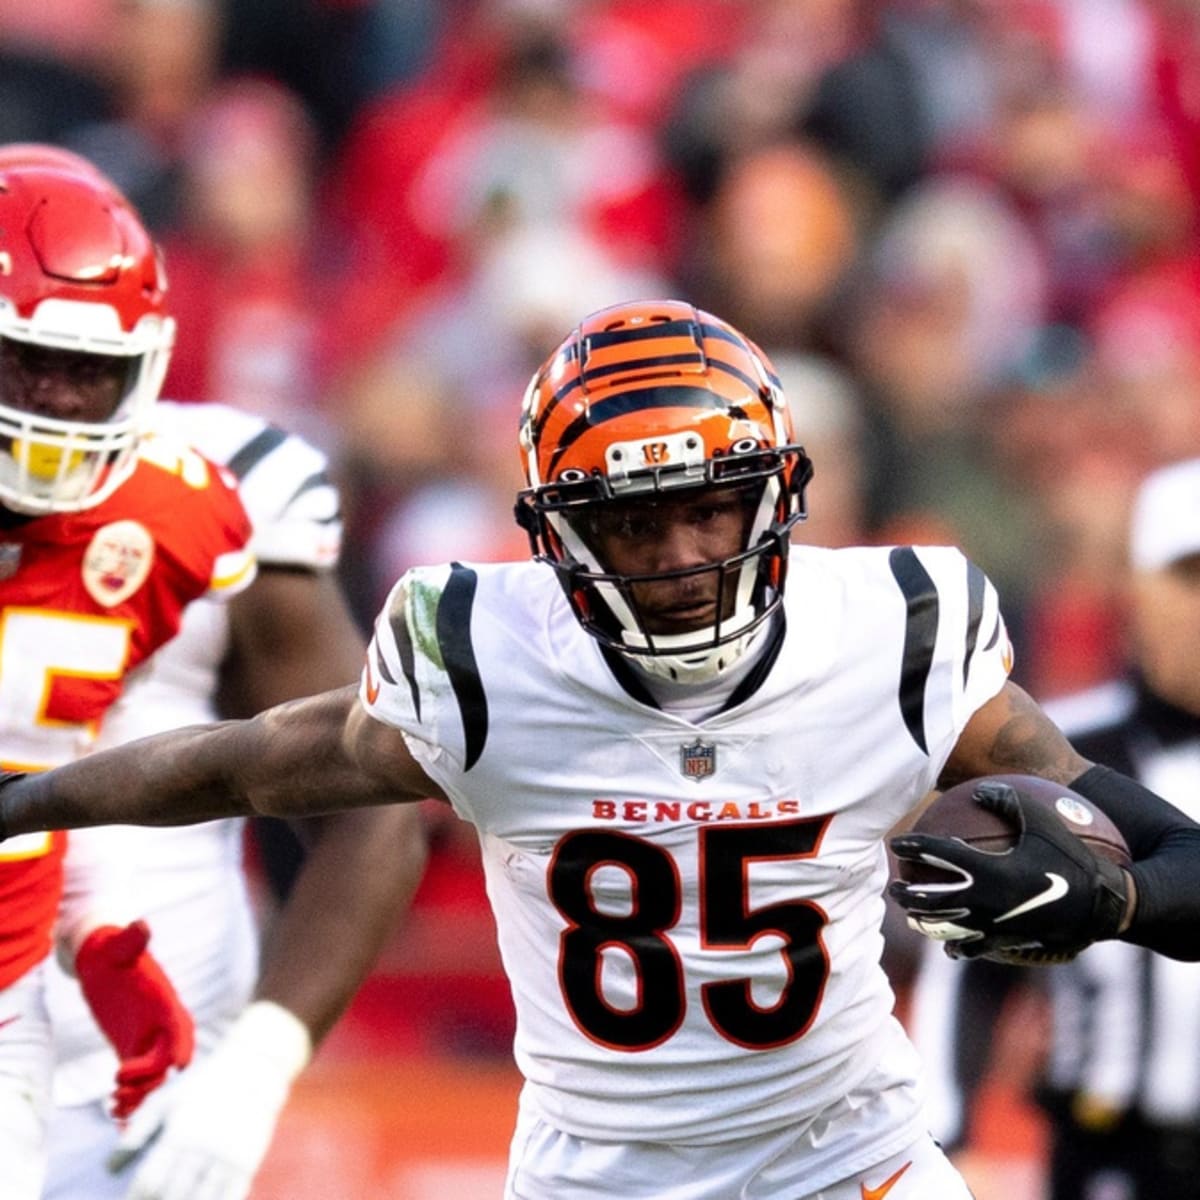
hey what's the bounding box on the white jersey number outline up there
[549,817,832,1051]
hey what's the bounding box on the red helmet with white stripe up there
[0,152,174,513]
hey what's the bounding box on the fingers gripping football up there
[888,778,1130,963]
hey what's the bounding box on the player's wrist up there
[1116,867,1137,934]
[1090,856,1130,941]
[59,906,144,971]
[0,770,28,841]
[227,1001,313,1085]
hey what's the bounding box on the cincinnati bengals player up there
[0,157,254,1198]
[4,301,1200,1200]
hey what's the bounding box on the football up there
[894,773,1132,884]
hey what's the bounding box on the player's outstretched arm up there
[215,569,432,1045]
[110,569,433,1200]
[889,681,1200,962]
[0,685,440,838]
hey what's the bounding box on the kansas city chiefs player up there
[0,154,254,1198]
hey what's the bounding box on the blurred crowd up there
[8,0,1200,1084]
[7,0,1200,701]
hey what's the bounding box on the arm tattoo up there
[938,684,1089,789]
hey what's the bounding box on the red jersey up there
[0,434,255,988]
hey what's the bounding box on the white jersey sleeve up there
[358,546,1011,1178]
[153,401,342,570]
[102,403,345,733]
[875,543,1013,782]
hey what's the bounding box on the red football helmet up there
[516,299,812,681]
[0,143,121,191]
[0,153,174,513]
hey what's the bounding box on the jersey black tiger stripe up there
[224,425,289,480]
[385,588,421,723]
[437,563,488,770]
[982,615,1002,652]
[889,547,939,754]
[963,560,986,689]
[284,469,341,523]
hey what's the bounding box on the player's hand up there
[75,921,195,1119]
[114,1000,312,1200]
[888,779,1129,962]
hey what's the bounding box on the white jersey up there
[363,544,1010,1178]
[48,401,342,1106]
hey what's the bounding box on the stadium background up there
[7,1,1200,1195]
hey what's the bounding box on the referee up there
[909,456,1200,1199]
[1036,457,1200,1200]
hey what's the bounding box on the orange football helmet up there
[0,151,174,514]
[516,299,812,681]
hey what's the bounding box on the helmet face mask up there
[516,300,812,682]
[0,155,175,515]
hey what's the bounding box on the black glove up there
[888,780,1129,963]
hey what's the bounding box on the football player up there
[42,399,426,1200]
[0,145,425,1200]
[0,157,256,1199]
[4,301,1200,1199]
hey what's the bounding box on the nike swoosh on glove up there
[117,1000,312,1200]
[75,921,195,1120]
[887,780,1129,963]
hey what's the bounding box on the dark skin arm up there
[1,685,437,833]
[212,567,430,1044]
[0,679,1115,835]
[10,673,1196,955]
[939,679,1091,789]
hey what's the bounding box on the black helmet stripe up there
[545,385,730,478]
[583,317,700,352]
[534,353,701,443]
[581,315,748,357]
[537,352,766,458]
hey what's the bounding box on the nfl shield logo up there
[680,739,716,782]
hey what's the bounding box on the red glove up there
[74,920,195,1120]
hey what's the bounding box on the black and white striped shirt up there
[1042,678,1200,1124]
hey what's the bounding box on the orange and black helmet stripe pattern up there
[522,300,792,488]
